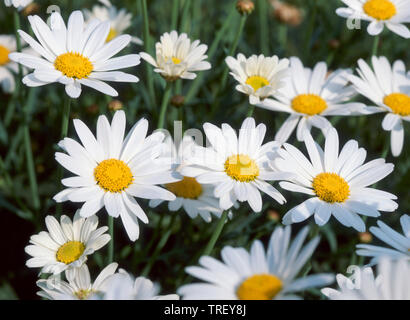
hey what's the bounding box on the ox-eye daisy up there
[149,136,225,222]
[356,214,410,265]
[37,263,118,300]
[53,110,181,241]
[140,31,211,81]
[225,54,289,104]
[322,257,410,300]
[273,128,397,232]
[348,56,410,156]
[84,0,143,45]
[25,211,110,275]
[9,10,140,98]
[181,117,292,212]
[257,57,368,143]
[178,225,334,300]
[336,0,410,39]
[4,0,32,9]
[101,269,179,300]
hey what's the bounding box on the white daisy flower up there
[180,117,292,212]
[336,0,410,39]
[225,53,289,104]
[9,10,140,98]
[178,225,334,300]
[348,56,410,156]
[53,110,180,241]
[149,136,225,222]
[84,0,143,45]
[101,269,179,300]
[139,30,211,81]
[25,210,111,275]
[322,257,410,300]
[273,128,398,232]
[4,0,32,9]
[356,214,410,265]
[37,263,118,300]
[257,57,369,143]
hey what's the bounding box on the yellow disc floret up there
[224,154,259,182]
[291,94,328,115]
[312,172,350,203]
[171,57,182,64]
[383,93,410,116]
[94,159,134,193]
[165,176,203,199]
[363,0,396,20]
[54,52,93,79]
[0,45,10,65]
[237,274,283,300]
[56,241,85,264]
[246,75,269,91]
[75,289,93,300]
[106,28,118,42]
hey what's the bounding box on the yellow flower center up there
[383,93,410,116]
[165,176,203,199]
[363,0,396,20]
[75,289,93,300]
[245,75,270,91]
[56,241,85,264]
[291,94,328,115]
[54,52,93,79]
[94,159,134,193]
[224,154,259,182]
[171,57,181,64]
[236,274,283,300]
[312,172,350,203]
[106,28,118,42]
[0,45,10,65]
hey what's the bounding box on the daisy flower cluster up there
[1,0,409,301]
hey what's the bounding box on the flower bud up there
[236,0,255,15]
[171,95,185,108]
[108,100,123,111]
[271,0,302,26]
[358,232,373,244]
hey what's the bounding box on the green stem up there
[108,216,114,263]
[157,82,173,129]
[180,0,191,33]
[61,96,72,139]
[202,211,228,257]
[171,0,180,30]
[247,104,255,118]
[13,11,23,80]
[372,35,380,57]
[258,0,269,55]
[141,0,157,106]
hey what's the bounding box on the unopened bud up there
[171,95,185,108]
[358,232,373,243]
[271,0,302,26]
[86,104,99,115]
[236,0,255,15]
[328,39,341,50]
[108,100,123,111]
[22,2,40,16]
[267,209,280,222]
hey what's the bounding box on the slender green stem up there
[184,7,236,104]
[372,35,380,57]
[171,0,180,30]
[202,211,228,256]
[180,0,191,33]
[258,0,269,55]
[141,0,157,106]
[61,96,72,139]
[13,11,23,80]
[278,24,287,55]
[108,216,114,263]
[247,105,255,118]
[157,82,173,129]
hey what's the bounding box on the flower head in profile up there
[336,0,410,38]
[25,210,110,275]
[37,263,118,300]
[178,225,334,300]
[225,54,289,104]
[257,57,369,143]
[181,117,292,212]
[84,0,143,45]
[101,269,179,300]
[9,10,140,98]
[4,0,32,9]
[356,214,410,265]
[53,110,181,241]
[139,31,211,81]
[348,56,410,156]
[322,257,410,300]
[273,128,397,232]
[149,136,225,222]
